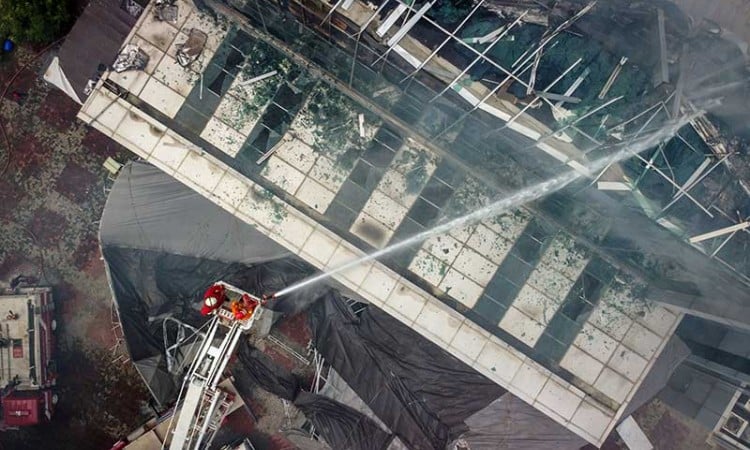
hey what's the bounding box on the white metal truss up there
[285,0,750,284]
[163,317,205,374]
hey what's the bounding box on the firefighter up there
[241,294,259,316]
[230,300,248,320]
[200,283,227,315]
[230,294,259,320]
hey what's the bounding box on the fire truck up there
[0,287,57,428]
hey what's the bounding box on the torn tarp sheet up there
[43,57,83,104]
[308,295,506,450]
[100,162,290,265]
[294,392,393,450]
[235,342,299,400]
[319,369,390,433]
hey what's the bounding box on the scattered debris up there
[552,67,590,121]
[103,157,123,179]
[83,79,96,96]
[464,25,508,44]
[238,70,278,86]
[655,8,669,86]
[112,44,149,73]
[376,3,407,38]
[176,28,208,67]
[535,91,581,104]
[122,0,144,17]
[154,0,179,24]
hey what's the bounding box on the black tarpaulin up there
[294,392,393,450]
[307,294,506,450]
[235,342,299,400]
[134,354,178,404]
[100,162,290,265]
[318,369,391,433]
[453,394,588,450]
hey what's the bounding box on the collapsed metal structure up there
[204,0,750,328]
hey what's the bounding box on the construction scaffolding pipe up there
[347,1,390,86]
[659,153,733,214]
[632,148,715,217]
[430,46,539,141]
[710,230,738,257]
[400,0,486,83]
[376,3,407,37]
[535,95,623,145]
[609,94,674,132]
[554,68,590,109]
[386,1,434,49]
[320,0,347,25]
[501,57,582,129]
[428,12,527,102]
[526,47,544,94]
[598,57,627,99]
[390,1,540,97]
[690,222,750,244]
[535,91,581,103]
[512,1,596,70]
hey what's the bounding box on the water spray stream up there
[274,115,697,298]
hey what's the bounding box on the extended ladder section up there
[168,284,263,450]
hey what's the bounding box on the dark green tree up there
[0,0,70,44]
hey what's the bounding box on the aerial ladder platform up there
[165,282,264,450]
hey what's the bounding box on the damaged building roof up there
[75,0,750,446]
